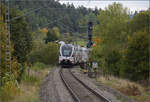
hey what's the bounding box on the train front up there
[59,44,74,67]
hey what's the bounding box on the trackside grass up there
[98,76,150,102]
[12,63,51,102]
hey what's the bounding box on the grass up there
[30,62,47,71]
[98,76,150,102]
[77,40,86,47]
[12,82,40,102]
[22,75,39,83]
[116,96,126,102]
[12,63,51,102]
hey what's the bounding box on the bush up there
[90,46,121,76]
[22,75,38,83]
[0,81,21,102]
[121,31,149,80]
[31,62,47,70]
[0,74,21,102]
[105,50,121,76]
[28,42,59,65]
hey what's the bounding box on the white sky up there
[58,0,149,12]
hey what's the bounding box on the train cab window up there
[62,45,72,57]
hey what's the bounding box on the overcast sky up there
[58,0,149,12]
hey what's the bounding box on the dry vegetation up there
[98,76,150,102]
[12,65,50,102]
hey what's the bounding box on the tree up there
[52,27,60,39]
[92,3,129,76]
[78,12,97,33]
[10,0,93,33]
[10,8,32,82]
[45,27,60,43]
[10,8,32,64]
[128,10,149,34]
[28,42,59,65]
[121,31,149,80]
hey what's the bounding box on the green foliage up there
[91,3,149,81]
[120,31,149,80]
[10,0,97,33]
[77,40,86,47]
[28,42,59,65]
[22,75,38,83]
[0,5,20,102]
[105,50,121,76]
[10,8,32,64]
[91,3,129,75]
[78,12,97,33]
[0,4,21,83]
[31,30,46,50]
[128,11,149,33]
[0,74,20,102]
[45,27,60,43]
[31,62,47,70]
[94,3,129,47]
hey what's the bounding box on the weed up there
[0,81,21,102]
[23,75,39,83]
[30,62,47,71]
[11,68,50,102]
[98,76,150,102]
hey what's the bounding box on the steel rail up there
[69,69,112,102]
[59,69,80,102]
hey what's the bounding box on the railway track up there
[59,68,111,102]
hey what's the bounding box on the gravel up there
[40,66,136,102]
[71,67,136,102]
[62,68,104,102]
[39,67,74,102]
[53,67,74,102]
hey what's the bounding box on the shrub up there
[22,75,38,83]
[0,74,21,102]
[121,31,149,80]
[31,62,47,71]
[27,42,59,65]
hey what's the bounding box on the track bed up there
[60,68,111,102]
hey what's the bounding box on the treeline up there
[10,0,98,34]
[90,3,149,81]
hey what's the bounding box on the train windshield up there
[62,45,72,57]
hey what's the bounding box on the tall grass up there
[98,76,150,102]
[30,62,47,71]
[10,63,50,102]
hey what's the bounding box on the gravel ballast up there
[39,67,74,102]
[71,67,136,102]
[40,66,136,102]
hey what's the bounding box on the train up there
[59,41,89,67]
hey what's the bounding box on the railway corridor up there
[39,67,126,102]
[60,68,109,102]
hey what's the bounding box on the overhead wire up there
[10,0,53,21]
[10,0,67,29]
[10,7,43,21]
[40,17,66,28]
[10,0,89,41]
[10,0,91,28]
